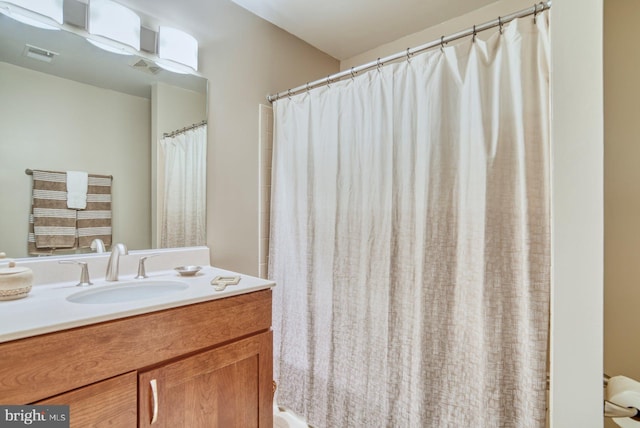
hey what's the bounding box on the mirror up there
[0,13,208,258]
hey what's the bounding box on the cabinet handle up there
[150,379,159,425]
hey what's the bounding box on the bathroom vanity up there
[0,247,274,428]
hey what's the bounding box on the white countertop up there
[0,248,275,343]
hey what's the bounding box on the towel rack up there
[25,168,113,180]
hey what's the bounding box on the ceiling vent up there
[130,58,160,75]
[22,44,59,63]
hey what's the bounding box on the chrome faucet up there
[90,238,106,253]
[105,243,128,281]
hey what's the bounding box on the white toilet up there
[273,382,308,428]
[273,404,308,428]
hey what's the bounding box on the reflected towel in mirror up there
[77,174,112,248]
[28,170,76,252]
[66,171,88,209]
[27,170,113,254]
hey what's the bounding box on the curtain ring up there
[406,47,412,63]
[534,2,544,24]
[376,58,382,72]
[472,25,477,43]
[498,16,504,34]
[287,89,292,100]
[440,35,445,51]
[306,82,311,93]
[350,67,356,80]
[326,75,331,87]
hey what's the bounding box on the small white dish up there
[174,265,202,277]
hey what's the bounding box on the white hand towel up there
[66,171,88,209]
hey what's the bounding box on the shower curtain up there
[159,125,207,248]
[270,11,549,428]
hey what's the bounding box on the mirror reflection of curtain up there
[159,125,207,247]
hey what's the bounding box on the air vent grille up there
[23,45,59,63]
[131,59,160,75]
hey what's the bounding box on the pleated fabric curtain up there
[159,125,207,248]
[269,11,550,428]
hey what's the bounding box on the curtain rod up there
[267,1,551,103]
[163,120,207,138]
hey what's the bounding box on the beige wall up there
[604,1,640,426]
[197,3,339,275]
[151,82,207,247]
[340,1,605,426]
[118,0,339,276]
[0,62,151,258]
[340,0,532,70]
[153,83,207,137]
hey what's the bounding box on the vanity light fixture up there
[87,0,140,55]
[0,0,63,31]
[156,26,198,74]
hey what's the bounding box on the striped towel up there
[28,170,113,254]
[28,170,76,252]
[77,174,112,248]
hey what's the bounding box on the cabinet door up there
[139,331,273,428]
[36,371,137,428]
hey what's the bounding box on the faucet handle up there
[59,260,92,286]
[135,254,158,279]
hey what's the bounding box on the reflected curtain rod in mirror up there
[163,120,207,139]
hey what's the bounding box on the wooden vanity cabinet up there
[139,331,272,428]
[0,289,273,428]
[35,372,138,427]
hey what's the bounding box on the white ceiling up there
[118,0,496,61]
[0,0,499,97]
[228,0,496,60]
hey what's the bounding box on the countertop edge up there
[0,282,275,344]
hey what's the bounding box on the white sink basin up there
[66,280,189,304]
